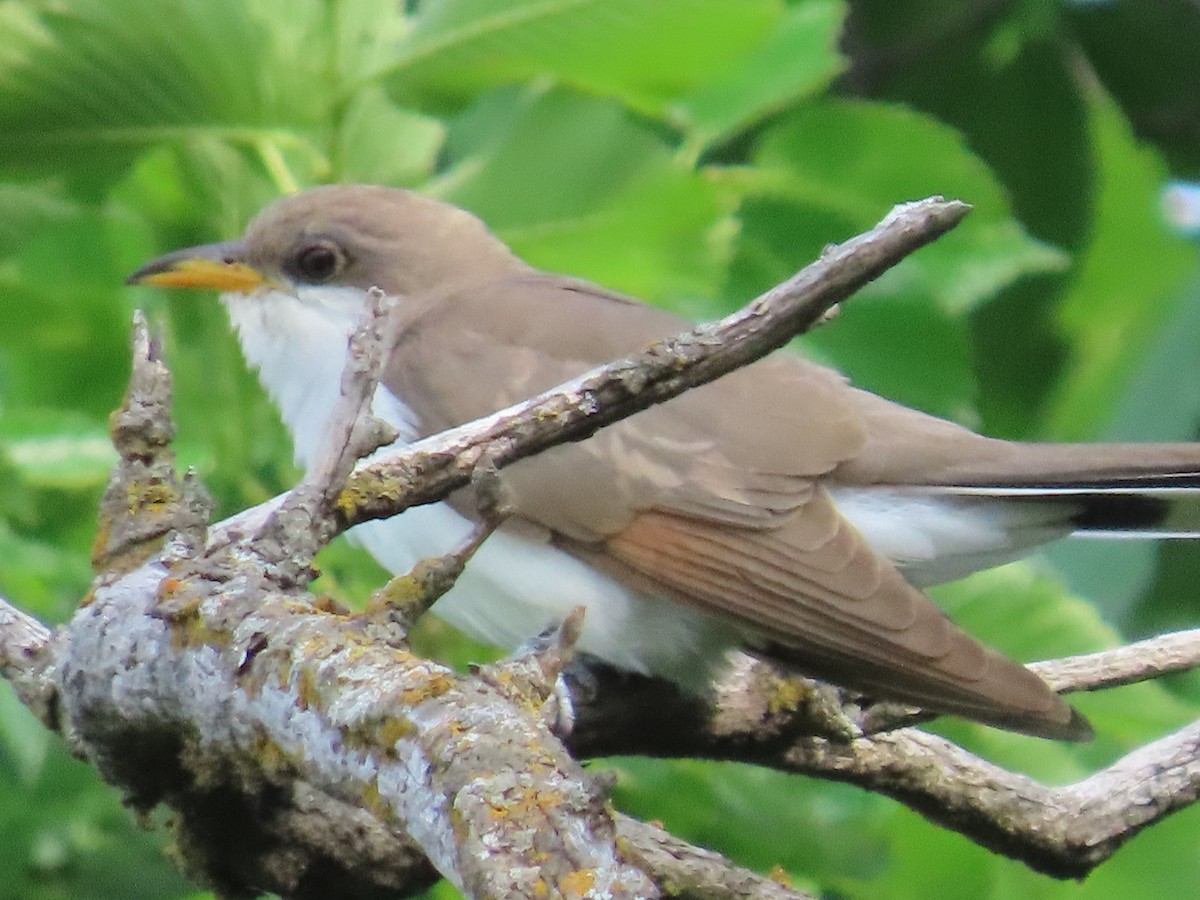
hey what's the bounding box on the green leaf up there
[383,0,780,113]
[0,683,50,785]
[931,562,1199,775]
[1069,0,1200,170]
[844,4,1092,247]
[0,210,134,419]
[723,100,1066,421]
[0,183,79,256]
[436,87,733,302]
[0,0,330,186]
[0,740,195,900]
[607,758,891,886]
[673,0,847,152]
[336,88,445,186]
[751,99,1068,315]
[0,521,92,621]
[802,292,976,423]
[0,410,114,489]
[1044,88,1196,439]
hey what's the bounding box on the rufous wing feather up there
[604,490,1090,741]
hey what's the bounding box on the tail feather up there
[832,466,1200,588]
[923,476,1200,538]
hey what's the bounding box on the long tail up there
[925,473,1200,538]
[833,449,1200,587]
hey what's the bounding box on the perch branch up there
[565,631,1200,879]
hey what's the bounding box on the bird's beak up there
[126,241,271,293]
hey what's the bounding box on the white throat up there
[221,286,419,469]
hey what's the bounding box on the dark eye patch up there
[290,239,346,283]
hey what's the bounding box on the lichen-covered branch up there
[615,815,814,900]
[782,721,1200,879]
[564,641,1200,879]
[60,306,658,899]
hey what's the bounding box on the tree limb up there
[564,636,1200,879]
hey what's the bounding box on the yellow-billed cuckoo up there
[128,184,1200,741]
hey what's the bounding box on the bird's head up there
[127,184,523,302]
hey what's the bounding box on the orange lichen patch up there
[374,716,416,749]
[333,478,386,521]
[294,666,320,710]
[159,592,233,651]
[310,593,350,615]
[399,671,453,706]
[769,865,793,886]
[490,785,568,823]
[362,780,387,817]
[489,669,515,687]
[488,802,509,820]
[247,732,297,777]
[334,487,358,520]
[88,520,111,565]
[156,576,186,599]
[180,617,233,650]
[364,573,423,615]
[123,478,179,514]
[559,869,596,898]
[530,877,551,898]
[529,787,565,814]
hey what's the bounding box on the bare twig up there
[1032,628,1200,693]
[0,594,55,727]
[781,722,1200,879]
[252,286,398,579]
[616,815,816,900]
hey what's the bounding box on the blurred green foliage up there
[2,0,1200,897]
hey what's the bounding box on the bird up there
[128,183,1200,741]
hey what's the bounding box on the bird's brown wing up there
[597,503,1081,737]
[387,273,864,531]
[386,275,1084,738]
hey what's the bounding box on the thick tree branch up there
[781,722,1200,879]
[565,634,1200,879]
[616,815,814,900]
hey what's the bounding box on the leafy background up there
[1,0,1199,897]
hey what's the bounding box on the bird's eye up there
[293,241,345,283]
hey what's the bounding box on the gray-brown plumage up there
[129,184,1200,741]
